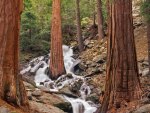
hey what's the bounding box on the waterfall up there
[20,45,97,113]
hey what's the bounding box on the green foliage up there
[20,0,108,55]
[141,0,150,22]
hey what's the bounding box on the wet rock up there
[32,90,42,97]
[0,107,10,113]
[72,54,79,59]
[60,86,78,98]
[44,67,50,75]
[70,79,83,94]
[54,102,72,113]
[86,93,99,104]
[133,104,150,113]
[74,64,85,75]
[66,73,73,79]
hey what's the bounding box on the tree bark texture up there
[97,0,104,39]
[147,22,150,75]
[100,0,141,112]
[146,0,150,75]
[0,0,29,111]
[50,0,66,80]
[76,0,84,52]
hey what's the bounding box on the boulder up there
[32,90,42,97]
[30,101,65,113]
[54,102,72,113]
[0,107,10,113]
[133,104,150,113]
[60,86,78,98]
[142,61,149,67]
[142,69,149,76]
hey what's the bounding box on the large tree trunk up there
[97,0,104,39]
[100,0,141,112]
[50,0,66,80]
[76,0,84,52]
[0,0,29,111]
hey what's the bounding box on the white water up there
[20,45,97,113]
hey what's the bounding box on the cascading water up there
[20,45,97,113]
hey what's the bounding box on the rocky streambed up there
[20,45,101,113]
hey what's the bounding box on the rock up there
[60,86,78,98]
[86,93,99,104]
[133,104,150,113]
[32,90,42,97]
[142,61,149,67]
[69,79,83,94]
[73,64,85,75]
[91,68,103,75]
[93,55,106,64]
[38,93,64,105]
[23,81,35,90]
[86,61,93,65]
[27,91,32,100]
[30,101,65,113]
[72,54,79,59]
[90,63,97,67]
[0,107,10,113]
[142,69,149,76]
[54,102,72,113]
[141,97,150,104]
[66,73,73,79]
[87,43,93,48]
[84,40,90,46]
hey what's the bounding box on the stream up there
[20,45,97,113]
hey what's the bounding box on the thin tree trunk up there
[93,13,96,26]
[0,0,29,111]
[147,23,150,75]
[76,0,84,52]
[50,0,66,80]
[97,0,104,39]
[100,0,141,112]
[146,0,150,75]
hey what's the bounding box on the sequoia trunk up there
[76,0,84,52]
[0,0,29,111]
[97,0,104,39]
[100,0,141,112]
[50,0,66,79]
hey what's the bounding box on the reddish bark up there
[76,0,84,52]
[146,0,150,75]
[147,23,150,75]
[100,0,142,112]
[50,0,66,79]
[0,0,29,111]
[97,0,104,39]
